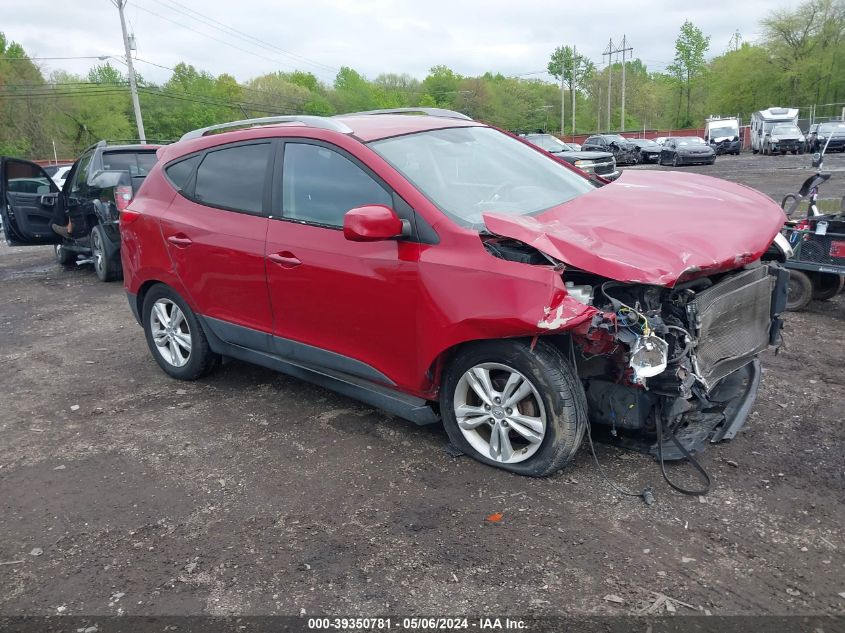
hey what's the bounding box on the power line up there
[150,0,337,74]
[132,2,336,82]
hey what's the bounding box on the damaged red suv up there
[121,108,791,476]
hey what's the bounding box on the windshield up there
[819,122,845,134]
[604,135,627,143]
[772,125,801,136]
[676,137,706,146]
[524,134,569,153]
[632,139,657,147]
[709,127,736,138]
[370,126,595,228]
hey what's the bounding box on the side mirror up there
[343,205,405,242]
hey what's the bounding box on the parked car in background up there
[521,133,619,180]
[704,117,741,155]
[806,121,845,153]
[629,138,661,163]
[43,163,73,189]
[763,124,805,155]
[582,134,639,165]
[0,140,160,281]
[659,137,716,166]
[121,109,789,477]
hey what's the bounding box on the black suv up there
[581,134,639,165]
[0,141,160,281]
[805,121,845,153]
[520,133,619,180]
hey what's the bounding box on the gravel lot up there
[1,151,844,618]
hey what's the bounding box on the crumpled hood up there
[483,170,785,286]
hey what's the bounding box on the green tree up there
[668,20,710,126]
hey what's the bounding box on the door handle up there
[167,235,192,248]
[268,251,301,268]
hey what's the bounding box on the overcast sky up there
[4,0,804,85]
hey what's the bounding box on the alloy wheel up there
[150,298,192,367]
[91,229,105,277]
[453,363,546,464]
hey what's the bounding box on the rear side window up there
[165,155,201,190]
[194,143,271,214]
[282,142,391,227]
[102,151,158,176]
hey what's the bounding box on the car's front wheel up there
[440,339,587,477]
[142,285,219,380]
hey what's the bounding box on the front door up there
[160,141,275,337]
[0,158,62,245]
[265,140,420,390]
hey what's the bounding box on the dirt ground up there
[0,151,844,619]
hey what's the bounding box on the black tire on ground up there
[672,154,679,167]
[142,284,220,380]
[786,270,814,311]
[55,243,74,266]
[753,148,759,154]
[811,273,845,301]
[90,225,121,282]
[439,338,587,477]
[791,150,797,155]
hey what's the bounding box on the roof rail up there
[339,107,472,121]
[179,115,353,141]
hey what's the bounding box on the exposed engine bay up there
[482,234,790,461]
[566,263,789,459]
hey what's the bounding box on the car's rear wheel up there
[142,285,219,380]
[811,273,844,301]
[91,225,120,282]
[440,339,586,477]
[786,270,814,311]
[672,154,679,167]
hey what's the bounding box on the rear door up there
[0,158,62,245]
[159,140,275,337]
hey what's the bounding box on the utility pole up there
[619,35,633,133]
[571,45,577,136]
[603,39,613,132]
[114,0,146,143]
[560,58,566,136]
[604,36,633,133]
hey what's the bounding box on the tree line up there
[1,0,843,159]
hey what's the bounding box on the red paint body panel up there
[484,170,786,286]
[123,118,781,401]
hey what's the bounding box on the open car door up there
[0,157,62,246]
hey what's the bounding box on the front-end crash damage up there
[560,266,789,458]
[479,187,790,459]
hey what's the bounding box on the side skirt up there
[196,315,440,426]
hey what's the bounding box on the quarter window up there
[194,143,271,214]
[282,143,391,227]
[165,154,201,191]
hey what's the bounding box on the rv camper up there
[750,107,800,154]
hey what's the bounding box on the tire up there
[55,243,74,266]
[753,148,759,154]
[781,193,799,217]
[142,284,220,380]
[439,339,587,477]
[811,273,845,301]
[786,270,814,311]
[672,154,679,167]
[90,225,120,282]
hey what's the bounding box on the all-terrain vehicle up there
[0,141,160,281]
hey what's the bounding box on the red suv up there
[121,109,791,477]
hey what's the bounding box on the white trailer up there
[750,107,799,154]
